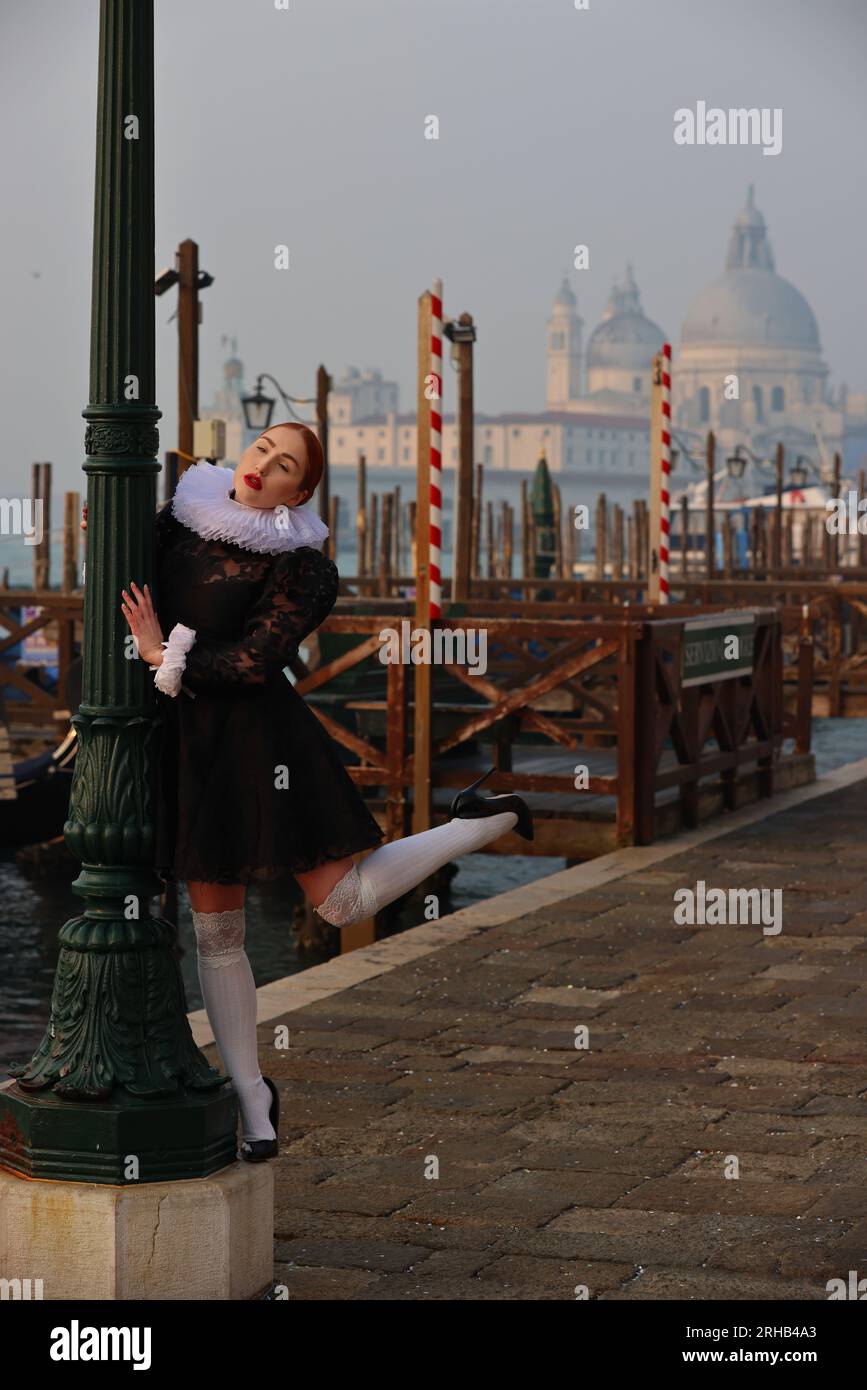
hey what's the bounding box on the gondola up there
[0,656,80,850]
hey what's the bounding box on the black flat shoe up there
[449,766,534,841]
[239,1075,280,1164]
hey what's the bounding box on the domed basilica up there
[546,188,865,487]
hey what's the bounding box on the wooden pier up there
[287,601,815,862]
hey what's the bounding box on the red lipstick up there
[243,474,262,491]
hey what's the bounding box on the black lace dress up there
[153,506,384,884]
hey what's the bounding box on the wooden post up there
[392,485,401,580]
[705,429,715,580]
[722,512,733,578]
[413,288,433,834]
[357,453,367,577]
[680,496,689,577]
[860,469,867,569]
[32,462,51,590]
[316,364,331,532]
[163,450,180,503]
[378,491,392,596]
[328,494,340,570]
[504,502,514,578]
[177,238,199,471]
[520,479,529,579]
[749,505,760,574]
[639,499,649,581]
[647,349,666,601]
[369,493,379,590]
[627,515,636,581]
[486,500,495,579]
[566,500,576,579]
[471,462,483,580]
[595,493,607,580]
[408,499,417,577]
[63,492,80,592]
[784,506,794,568]
[831,450,842,571]
[451,312,475,601]
[552,484,563,579]
[612,504,624,580]
[773,441,784,571]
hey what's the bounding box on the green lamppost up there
[0,0,235,1184]
[531,448,557,579]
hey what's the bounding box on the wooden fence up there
[290,604,810,857]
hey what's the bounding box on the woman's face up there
[232,426,310,509]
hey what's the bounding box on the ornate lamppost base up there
[0,1079,239,1184]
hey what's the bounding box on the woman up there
[117,422,531,1161]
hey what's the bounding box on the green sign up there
[682,612,755,687]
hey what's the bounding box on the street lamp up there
[726,446,748,480]
[242,372,314,432]
[243,370,332,529]
[241,377,276,433]
[789,455,818,488]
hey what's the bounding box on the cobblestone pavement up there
[222,781,867,1300]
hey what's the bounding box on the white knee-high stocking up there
[192,907,275,1143]
[315,809,518,927]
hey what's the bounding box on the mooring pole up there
[177,237,199,469]
[648,353,662,602]
[316,364,331,533]
[445,311,476,602]
[413,287,434,833]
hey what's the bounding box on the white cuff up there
[152,623,197,697]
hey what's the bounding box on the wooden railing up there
[291,604,809,854]
[0,591,81,724]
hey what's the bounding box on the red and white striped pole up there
[429,278,443,619]
[659,341,672,602]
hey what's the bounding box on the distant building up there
[207,192,867,491]
[546,264,665,418]
[329,408,649,489]
[673,187,859,489]
[329,367,399,425]
[198,335,255,464]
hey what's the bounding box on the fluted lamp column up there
[0,0,235,1184]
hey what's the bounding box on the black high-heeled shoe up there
[239,1075,280,1164]
[449,767,534,841]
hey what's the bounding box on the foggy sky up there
[1,0,864,496]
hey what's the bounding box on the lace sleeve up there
[182,548,339,688]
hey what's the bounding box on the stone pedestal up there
[0,1162,274,1300]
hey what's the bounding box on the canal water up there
[1,721,864,1067]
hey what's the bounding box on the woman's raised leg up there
[296,773,532,928]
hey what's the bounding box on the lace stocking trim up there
[315,864,377,927]
[192,907,246,963]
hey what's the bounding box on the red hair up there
[268,422,323,502]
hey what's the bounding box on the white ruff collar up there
[171,461,329,555]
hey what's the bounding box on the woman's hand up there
[121,582,165,666]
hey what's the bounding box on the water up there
[1,719,863,1065]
